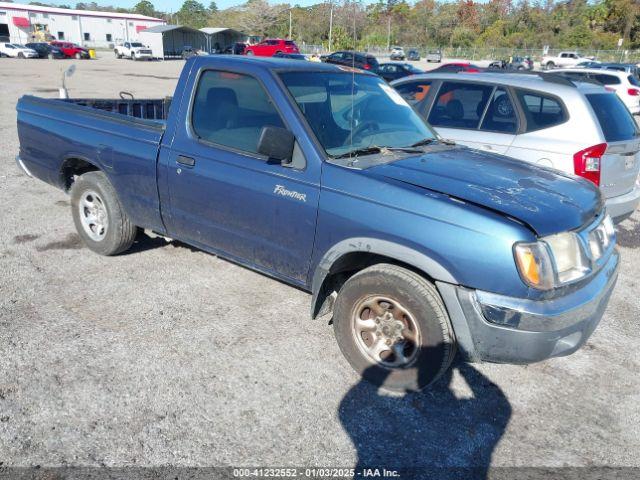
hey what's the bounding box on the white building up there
[0,1,165,48]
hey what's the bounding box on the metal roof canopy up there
[139,25,208,58]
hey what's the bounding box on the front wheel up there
[18,52,25,59]
[332,264,456,392]
[70,171,138,256]
[75,52,82,59]
[48,53,54,60]
[546,61,555,69]
[246,50,254,56]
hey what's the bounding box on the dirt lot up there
[1,54,640,473]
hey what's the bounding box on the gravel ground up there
[1,54,640,474]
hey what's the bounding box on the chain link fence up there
[299,43,640,64]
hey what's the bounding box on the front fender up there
[310,237,457,318]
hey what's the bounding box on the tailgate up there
[600,138,640,198]
[585,92,640,199]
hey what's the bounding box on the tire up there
[48,53,54,60]
[546,61,555,69]
[18,52,25,59]
[246,50,254,56]
[75,52,81,60]
[332,263,456,392]
[70,171,137,256]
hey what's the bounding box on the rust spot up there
[36,233,83,252]
[13,234,40,244]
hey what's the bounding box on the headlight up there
[514,215,615,290]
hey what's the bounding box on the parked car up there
[244,38,299,57]
[593,63,640,81]
[430,62,481,73]
[181,46,200,59]
[542,51,591,69]
[50,41,89,59]
[425,49,442,63]
[377,62,423,82]
[488,56,533,71]
[575,60,602,69]
[552,68,640,115]
[0,42,38,58]
[223,42,247,55]
[321,50,379,71]
[392,71,640,222]
[24,42,65,59]
[273,52,307,60]
[17,56,619,392]
[390,46,405,60]
[407,49,420,61]
[114,42,153,61]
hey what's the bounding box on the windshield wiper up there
[409,138,438,148]
[332,145,424,159]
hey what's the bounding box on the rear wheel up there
[546,61,555,69]
[18,52,25,59]
[70,171,137,256]
[332,264,456,392]
[246,50,254,56]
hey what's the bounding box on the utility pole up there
[328,2,333,52]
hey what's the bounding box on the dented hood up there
[368,147,603,236]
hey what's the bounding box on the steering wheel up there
[347,121,380,145]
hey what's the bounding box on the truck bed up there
[64,97,171,121]
[16,95,167,234]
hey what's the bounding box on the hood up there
[367,146,603,236]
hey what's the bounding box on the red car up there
[431,62,482,73]
[245,39,299,57]
[50,41,90,59]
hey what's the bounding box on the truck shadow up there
[338,355,511,479]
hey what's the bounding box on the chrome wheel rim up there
[79,190,108,241]
[351,295,421,368]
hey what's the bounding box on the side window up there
[191,70,285,155]
[343,52,353,63]
[394,80,432,106]
[428,81,493,129]
[516,90,567,132]
[330,52,343,61]
[480,88,518,133]
[592,74,620,85]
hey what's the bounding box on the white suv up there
[552,68,640,115]
[392,72,640,222]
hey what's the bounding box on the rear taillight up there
[573,143,607,186]
[628,88,640,96]
[363,64,371,70]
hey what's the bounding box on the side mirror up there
[257,126,295,164]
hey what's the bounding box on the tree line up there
[22,0,640,50]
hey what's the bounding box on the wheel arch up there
[310,238,457,319]
[59,155,101,191]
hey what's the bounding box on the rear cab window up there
[515,90,567,132]
[586,93,639,142]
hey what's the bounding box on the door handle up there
[177,155,195,167]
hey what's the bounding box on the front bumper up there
[437,249,619,364]
[606,185,640,223]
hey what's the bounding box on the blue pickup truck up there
[16,56,619,391]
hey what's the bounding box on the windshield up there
[279,71,435,157]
